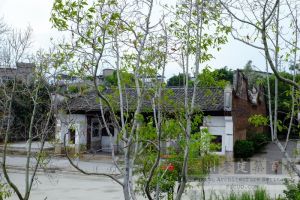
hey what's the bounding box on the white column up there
[55,118,62,141]
[225,116,233,152]
[75,123,80,145]
[224,84,232,111]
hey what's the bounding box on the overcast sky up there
[0,0,267,78]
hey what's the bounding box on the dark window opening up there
[211,135,222,152]
[69,128,75,144]
[92,121,100,137]
[101,126,114,136]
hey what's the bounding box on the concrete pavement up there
[1,154,121,175]
[1,141,299,199]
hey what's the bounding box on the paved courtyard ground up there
[1,141,299,199]
[5,169,287,200]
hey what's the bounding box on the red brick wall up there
[232,71,268,143]
[232,95,267,142]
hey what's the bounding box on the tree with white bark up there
[0,22,61,199]
[220,0,300,176]
[51,0,230,199]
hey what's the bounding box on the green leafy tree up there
[10,80,52,141]
[197,66,228,88]
[136,115,220,200]
[104,70,135,87]
[51,0,164,199]
[167,0,230,198]
[213,66,234,84]
[266,73,299,113]
[51,0,230,199]
[260,73,300,137]
[167,73,192,87]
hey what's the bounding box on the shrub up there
[67,85,79,93]
[234,140,254,158]
[254,188,270,200]
[248,133,268,153]
[0,182,11,200]
[283,179,300,200]
[208,188,278,200]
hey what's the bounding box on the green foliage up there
[66,84,90,95]
[276,120,287,133]
[167,73,193,87]
[191,114,203,133]
[137,162,178,196]
[0,182,11,200]
[51,0,123,78]
[248,115,269,127]
[188,153,220,179]
[214,66,234,84]
[134,113,144,124]
[50,0,231,199]
[51,0,120,35]
[209,188,276,200]
[248,114,289,138]
[253,188,271,200]
[263,72,299,112]
[104,70,135,87]
[35,151,50,168]
[282,179,300,200]
[247,133,268,153]
[135,115,220,198]
[8,80,52,141]
[234,140,254,158]
[161,119,182,139]
[169,0,230,62]
[167,66,233,88]
[104,72,118,87]
[197,66,228,88]
[67,85,79,93]
[262,72,300,136]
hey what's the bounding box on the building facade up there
[54,70,267,156]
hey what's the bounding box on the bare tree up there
[0,25,59,199]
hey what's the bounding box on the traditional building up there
[54,70,267,156]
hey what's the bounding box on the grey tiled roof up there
[64,87,225,113]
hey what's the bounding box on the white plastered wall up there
[101,126,118,153]
[56,114,87,146]
[202,116,233,155]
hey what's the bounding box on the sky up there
[0,0,267,78]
